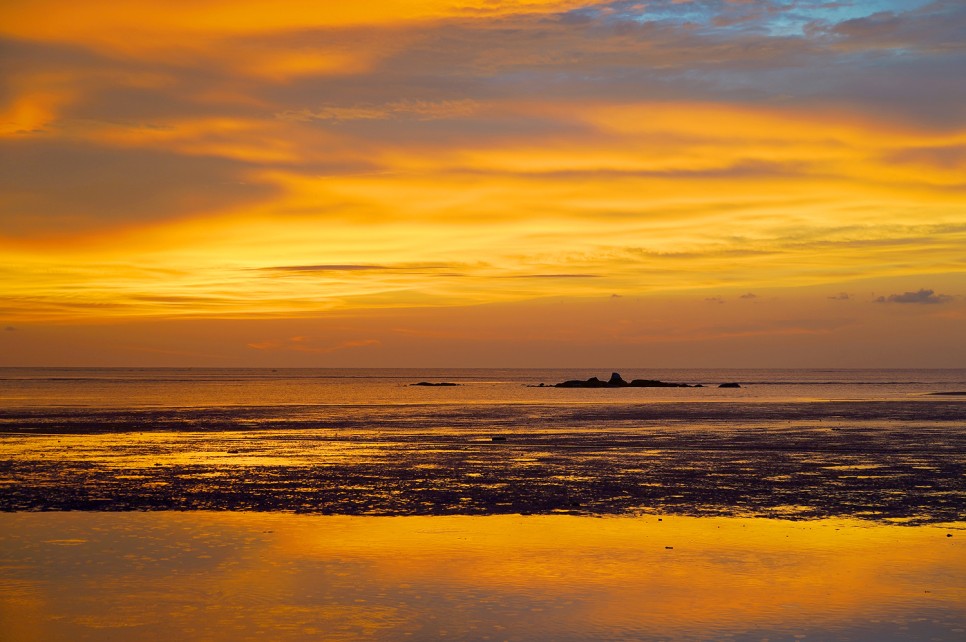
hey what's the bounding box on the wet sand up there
[0,513,962,641]
[2,402,963,523]
[2,393,963,640]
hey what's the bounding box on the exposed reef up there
[3,401,963,523]
[411,382,460,387]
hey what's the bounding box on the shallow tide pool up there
[0,513,962,641]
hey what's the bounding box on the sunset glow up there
[2,0,964,366]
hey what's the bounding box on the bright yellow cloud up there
[0,1,586,52]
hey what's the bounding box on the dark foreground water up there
[1,368,964,522]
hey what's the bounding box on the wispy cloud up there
[260,264,388,272]
[278,99,480,122]
[504,273,601,279]
[875,289,953,304]
[257,264,458,276]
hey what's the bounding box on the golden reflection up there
[0,513,962,641]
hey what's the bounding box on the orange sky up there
[1,0,964,366]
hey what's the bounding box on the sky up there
[1,0,964,367]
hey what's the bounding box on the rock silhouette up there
[555,373,696,388]
[608,372,628,386]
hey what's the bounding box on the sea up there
[1,368,964,641]
[1,367,963,521]
[3,366,966,408]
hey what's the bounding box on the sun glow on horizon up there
[1,0,964,366]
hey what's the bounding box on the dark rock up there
[411,382,459,387]
[555,373,695,388]
[608,372,628,386]
[719,382,742,388]
[629,379,691,388]
[556,376,607,388]
[491,436,507,442]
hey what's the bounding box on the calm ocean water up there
[1,368,964,520]
[3,366,966,409]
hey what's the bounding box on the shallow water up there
[2,370,963,639]
[3,367,966,408]
[0,513,962,641]
[1,368,963,522]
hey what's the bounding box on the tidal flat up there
[1,404,963,523]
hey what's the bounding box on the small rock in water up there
[608,372,628,386]
[719,382,741,388]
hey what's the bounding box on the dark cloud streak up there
[875,289,953,304]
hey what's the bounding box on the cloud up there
[828,293,850,301]
[705,297,725,304]
[739,293,757,299]
[827,2,966,53]
[874,289,953,304]
[258,264,457,275]
[454,159,810,181]
[0,139,278,235]
[261,264,388,272]
[278,99,480,122]
[2,0,965,340]
[505,273,601,279]
[4,326,15,331]
[884,144,966,171]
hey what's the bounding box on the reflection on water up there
[1,514,962,641]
